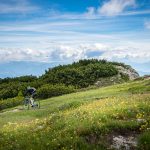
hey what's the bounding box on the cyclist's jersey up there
[26,87,36,95]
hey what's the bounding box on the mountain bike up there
[23,96,40,110]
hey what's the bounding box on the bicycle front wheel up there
[33,99,40,109]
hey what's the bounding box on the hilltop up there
[40,59,139,88]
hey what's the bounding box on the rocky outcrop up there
[115,65,139,80]
[95,74,123,87]
[95,64,139,87]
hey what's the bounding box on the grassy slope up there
[0,78,150,150]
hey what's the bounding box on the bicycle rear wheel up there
[33,99,40,109]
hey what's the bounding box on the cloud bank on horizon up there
[0,0,150,77]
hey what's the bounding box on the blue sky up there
[0,0,150,78]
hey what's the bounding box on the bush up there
[0,88,18,99]
[37,84,75,99]
[0,96,23,111]
[41,60,118,88]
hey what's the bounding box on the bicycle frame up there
[23,96,40,110]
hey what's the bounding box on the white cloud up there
[45,0,150,19]
[0,42,150,64]
[0,0,147,19]
[0,21,82,32]
[121,10,150,16]
[58,0,150,19]
[0,0,39,14]
[86,7,96,16]
[0,0,149,19]
[50,45,86,61]
[49,9,150,19]
[145,21,150,29]
[84,7,97,19]
[98,0,136,16]
[0,45,86,63]
[0,48,51,62]
[99,47,150,63]
[77,43,150,63]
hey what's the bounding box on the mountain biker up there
[25,86,36,107]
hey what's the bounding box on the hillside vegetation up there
[0,77,149,150]
[0,59,139,111]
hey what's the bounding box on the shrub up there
[0,87,18,99]
[0,96,23,111]
[37,84,75,99]
[120,73,129,81]
[41,61,118,88]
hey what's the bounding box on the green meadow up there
[0,78,150,150]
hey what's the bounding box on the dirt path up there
[0,107,23,114]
